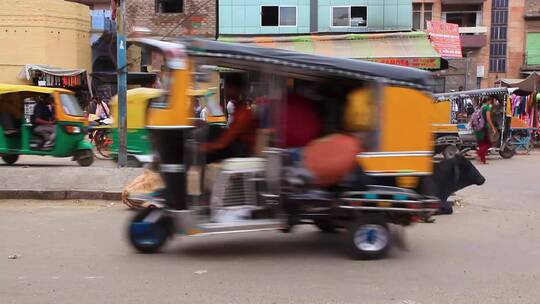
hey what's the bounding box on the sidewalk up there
[0,156,144,200]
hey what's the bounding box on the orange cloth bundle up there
[303,134,362,187]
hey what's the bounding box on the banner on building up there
[365,57,440,69]
[426,21,462,58]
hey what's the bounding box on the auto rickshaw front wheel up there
[1,154,19,165]
[128,208,172,254]
[75,149,94,166]
[349,215,390,260]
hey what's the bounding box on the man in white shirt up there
[226,100,235,127]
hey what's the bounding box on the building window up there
[413,3,433,30]
[156,0,183,13]
[332,6,367,27]
[441,4,482,27]
[526,32,540,65]
[489,0,508,72]
[261,6,297,26]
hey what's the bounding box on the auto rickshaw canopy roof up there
[186,38,433,90]
[433,87,510,101]
[0,84,73,96]
[129,37,433,90]
[110,87,165,129]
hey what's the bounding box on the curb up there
[0,190,122,201]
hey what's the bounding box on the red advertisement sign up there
[426,21,463,58]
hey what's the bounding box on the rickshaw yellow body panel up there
[146,69,194,128]
[207,115,226,123]
[432,99,451,124]
[431,99,458,134]
[357,87,433,176]
[358,154,433,175]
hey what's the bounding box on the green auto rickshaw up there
[108,88,163,165]
[0,84,94,166]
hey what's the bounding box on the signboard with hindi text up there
[426,21,463,58]
[365,57,440,69]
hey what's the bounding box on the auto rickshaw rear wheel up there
[349,214,390,260]
[128,208,172,253]
[442,145,459,159]
[499,143,515,159]
[1,154,19,165]
[75,149,94,166]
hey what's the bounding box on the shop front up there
[17,64,92,108]
[218,32,442,71]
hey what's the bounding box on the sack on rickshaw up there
[122,169,165,209]
[303,134,362,187]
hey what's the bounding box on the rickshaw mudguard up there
[76,140,93,151]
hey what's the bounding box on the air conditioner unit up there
[351,17,366,27]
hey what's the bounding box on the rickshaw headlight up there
[64,125,82,134]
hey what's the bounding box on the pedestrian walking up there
[472,97,497,164]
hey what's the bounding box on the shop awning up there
[17,64,87,81]
[497,72,540,95]
[218,32,442,70]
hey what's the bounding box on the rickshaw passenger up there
[33,96,56,149]
[281,92,322,148]
[0,112,17,135]
[200,75,256,163]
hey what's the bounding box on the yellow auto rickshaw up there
[0,84,93,166]
[125,38,446,260]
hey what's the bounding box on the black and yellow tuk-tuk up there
[125,38,446,260]
[433,87,516,159]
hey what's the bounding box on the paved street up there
[1,153,540,304]
[0,155,143,197]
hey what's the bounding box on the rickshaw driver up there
[33,95,56,149]
[200,75,256,163]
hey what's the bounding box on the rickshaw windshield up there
[60,94,84,117]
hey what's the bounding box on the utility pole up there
[116,0,127,167]
[464,51,472,91]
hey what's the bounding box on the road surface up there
[1,152,539,304]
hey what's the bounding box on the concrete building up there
[218,1,444,73]
[0,0,91,84]
[68,0,110,10]
[415,0,526,91]
[220,0,413,35]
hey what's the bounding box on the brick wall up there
[125,0,216,38]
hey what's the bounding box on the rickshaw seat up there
[221,157,266,172]
[204,158,267,193]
